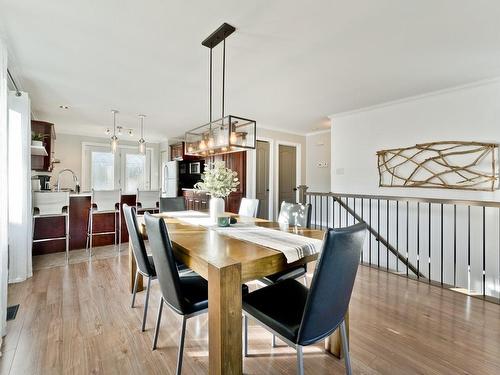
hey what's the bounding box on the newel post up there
[297,185,308,204]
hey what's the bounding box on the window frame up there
[81,142,157,192]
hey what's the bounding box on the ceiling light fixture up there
[138,114,146,154]
[110,109,119,153]
[185,23,256,156]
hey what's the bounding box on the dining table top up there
[138,211,326,283]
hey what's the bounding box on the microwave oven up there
[189,162,201,174]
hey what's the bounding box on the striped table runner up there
[162,211,324,263]
[214,226,324,263]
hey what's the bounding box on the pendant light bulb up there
[138,114,146,154]
[199,139,207,150]
[230,131,237,144]
[207,136,214,148]
[111,135,119,153]
[110,109,119,153]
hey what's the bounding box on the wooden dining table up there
[130,211,348,375]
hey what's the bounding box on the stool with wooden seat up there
[32,191,71,263]
[86,189,122,257]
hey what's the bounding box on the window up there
[91,151,114,190]
[82,143,157,192]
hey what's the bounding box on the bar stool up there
[136,189,160,214]
[86,189,122,257]
[32,191,70,263]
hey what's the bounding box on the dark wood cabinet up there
[170,142,204,161]
[206,151,246,214]
[182,190,209,211]
[32,194,135,255]
[170,142,184,160]
[31,120,55,171]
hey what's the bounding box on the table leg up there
[325,310,349,358]
[128,241,143,293]
[208,262,243,375]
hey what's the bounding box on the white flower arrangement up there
[194,161,240,198]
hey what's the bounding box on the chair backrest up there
[297,222,366,346]
[33,191,69,216]
[92,189,121,212]
[144,213,185,314]
[123,204,154,276]
[238,198,259,217]
[159,197,186,212]
[136,189,160,210]
[277,201,312,228]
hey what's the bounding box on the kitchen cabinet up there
[170,141,204,161]
[170,142,184,160]
[32,194,135,255]
[31,120,55,171]
[206,151,246,213]
[182,189,209,211]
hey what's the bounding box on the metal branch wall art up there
[377,141,498,191]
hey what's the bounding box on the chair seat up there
[243,279,308,343]
[179,275,250,315]
[260,264,307,285]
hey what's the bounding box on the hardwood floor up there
[2,247,500,375]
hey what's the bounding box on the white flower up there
[194,161,240,198]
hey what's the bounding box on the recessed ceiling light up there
[59,105,70,109]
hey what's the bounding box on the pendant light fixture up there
[138,114,146,154]
[185,23,256,156]
[110,109,119,153]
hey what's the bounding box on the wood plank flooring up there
[1,246,500,374]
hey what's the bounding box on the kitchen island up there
[32,192,136,255]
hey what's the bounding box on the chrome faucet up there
[56,168,80,193]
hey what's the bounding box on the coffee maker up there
[37,175,51,190]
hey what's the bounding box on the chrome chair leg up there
[141,276,152,332]
[152,299,163,350]
[271,334,276,348]
[303,275,308,286]
[176,316,187,375]
[243,315,248,357]
[65,214,70,264]
[340,320,352,375]
[118,206,122,251]
[114,210,117,250]
[85,211,90,252]
[89,209,93,258]
[131,269,139,308]
[296,345,304,375]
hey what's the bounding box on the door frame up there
[276,141,301,219]
[249,137,274,220]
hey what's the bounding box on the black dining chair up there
[159,197,186,212]
[260,201,312,347]
[144,212,208,375]
[123,204,157,332]
[243,222,367,375]
[144,213,249,374]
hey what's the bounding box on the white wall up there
[52,133,160,191]
[306,130,331,192]
[331,79,500,201]
[328,79,500,298]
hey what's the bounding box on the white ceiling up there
[2,0,500,140]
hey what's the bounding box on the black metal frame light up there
[184,23,256,156]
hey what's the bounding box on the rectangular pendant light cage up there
[185,115,256,156]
